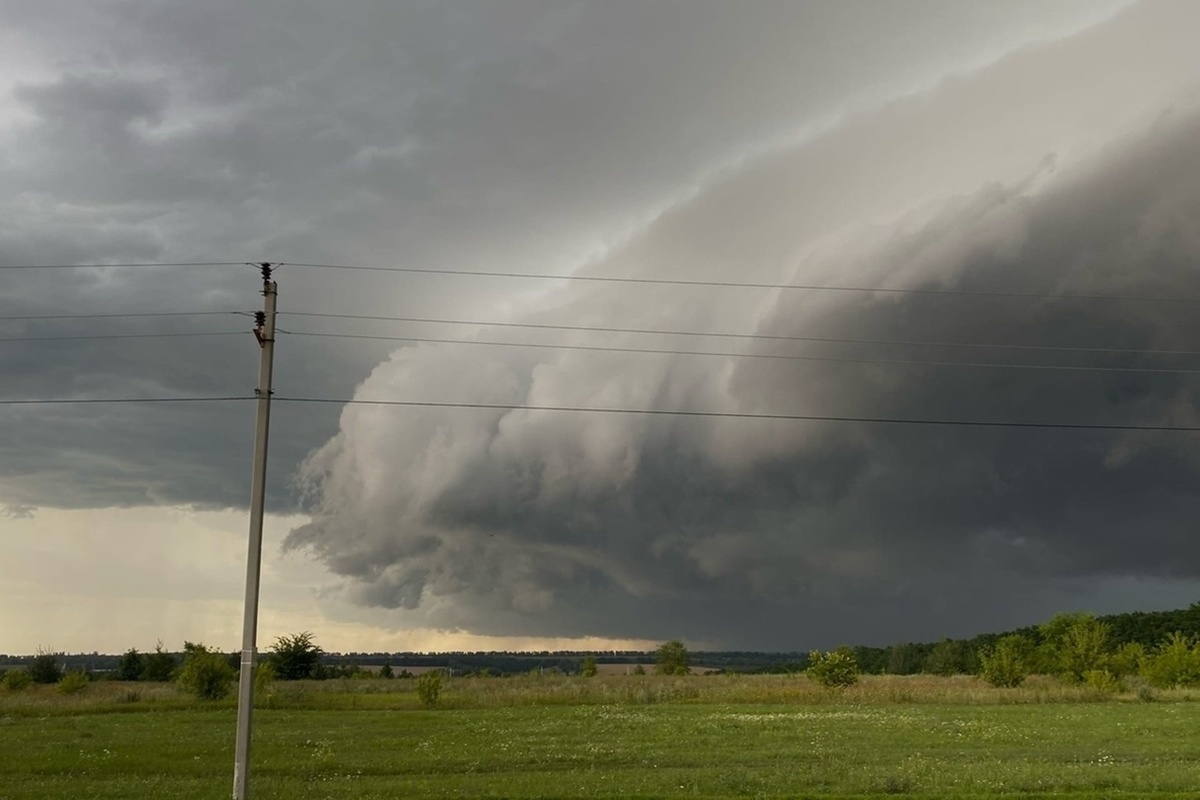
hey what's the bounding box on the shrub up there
[581,656,598,677]
[807,648,859,688]
[379,663,394,679]
[2,668,32,691]
[1084,669,1124,694]
[56,671,89,695]
[254,661,276,694]
[416,671,443,707]
[632,664,646,676]
[177,642,236,700]
[1108,642,1145,679]
[29,649,64,684]
[979,634,1031,688]
[1142,631,1200,688]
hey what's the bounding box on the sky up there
[4,0,1200,654]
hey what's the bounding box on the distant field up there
[3,675,1200,799]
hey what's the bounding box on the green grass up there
[3,676,1200,798]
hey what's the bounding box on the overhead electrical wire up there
[279,329,1200,377]
[4,393,1198,432]
[0,331,247,342]
[281,310,1200,358]
[278,261,1200,304]
[0,262,250,270]
[0,311,249,322]
[272,397,1200,433]
[0,396,254,405]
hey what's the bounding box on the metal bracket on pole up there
[233,263,277,800]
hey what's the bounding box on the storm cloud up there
[288,2,1200,647]
[4,1,1199,646]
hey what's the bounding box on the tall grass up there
[4,672,1197,717]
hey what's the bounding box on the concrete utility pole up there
[233,263,278,800]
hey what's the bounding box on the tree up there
[923,639,967,676]
[807,648,859,688]
[379,662,394,679]
[177,642,236,700]
[1143,632,1200,688]
[979,634,1032,688]
[1037,613,1112,682]
[142,641,177,682]
[29,648,64,684]
[270,632,324,680]
[886,643,924,675]
[655,641,690,675]
[117,648,144,681]
[580,656,598,677]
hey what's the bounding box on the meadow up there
[3,674,1200,799]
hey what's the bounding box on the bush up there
[581,656,598,677]
[979,634,1031,688]
[1142,632,1200,688]
[1108,642,1145,679]
[29,649,64,684]
[807,648,859,688]
[416,671,443,707]
[254,660,276,694]
[1084,669,1124,694]
[56,671,89,695]
[177,642,237,700]
[2,669,32,691]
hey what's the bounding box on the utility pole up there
[233,263,277,800]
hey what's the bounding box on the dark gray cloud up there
[4,0,1194,645]
[288,2,1200,648]
[293,108,1200,647]
[1,0,1123,511]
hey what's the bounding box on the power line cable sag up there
[4,306,1193,357]
[0,396,254,405]
[4,393,1199,431]
[281,310,1200,358]
[0,311,249,322]
[272,397,1200,432]
[0,331,247,342]
[280,329,1200,377]
[279,262,1200,304]
[0,262,250,270]
[5,258,1193,302]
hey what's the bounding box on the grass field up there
[3,675,1200,799]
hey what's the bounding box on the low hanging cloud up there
[289,6,1200,646]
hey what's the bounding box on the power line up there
[4,393,1194,432]
[274,397,1200,432]
[0,331,246,342]
[281,329,1200,377]
[279,262,1199,304]
[0,396,254,405]
[0,262,250,270]
[0,311,248,322]
[282,310,1200,358]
